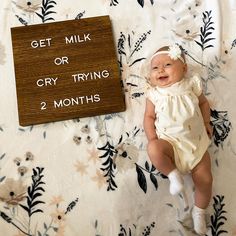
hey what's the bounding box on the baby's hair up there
[156,46,170,52]
[153,45,186,63]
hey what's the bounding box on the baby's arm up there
[198,93,213,138]
[143,98,158,141]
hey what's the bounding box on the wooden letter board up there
[11,16,125,126]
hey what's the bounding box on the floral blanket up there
[1,0,236,235]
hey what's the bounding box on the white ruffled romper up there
[147,75,211,174]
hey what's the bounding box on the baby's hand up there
[205,122,213,138]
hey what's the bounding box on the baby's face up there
[150,54,187,88]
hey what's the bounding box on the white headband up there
[150,45,185,63]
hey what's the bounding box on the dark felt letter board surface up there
[11,15,125,126]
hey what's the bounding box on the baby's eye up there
[152,66,159,70]
[164,63,172,67]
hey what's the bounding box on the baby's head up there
[149,44,187,88]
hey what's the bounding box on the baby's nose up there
[158,66,164,72]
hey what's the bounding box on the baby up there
[143,44,213,235]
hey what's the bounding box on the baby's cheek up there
[150,71,156,78]
[150,75,157,84]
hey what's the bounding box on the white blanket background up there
[1,0,236,235]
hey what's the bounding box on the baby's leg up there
[147,139,175,175]
[191,151,213,235]
[147,139,184,195]
[192,151,212,209]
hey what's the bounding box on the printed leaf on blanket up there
[75,10,86,19]
[137,0,154,7]
[110,0,155,7]
[0,153,6,183]
[180,44,227,94]
[36,0,57,23]
[195,11,215,51]
[180,45,212,71]
[20,167,45,217]
[15,15,28,25]
[117,31,151,72]
[210,195,228,235]
[118,222,155,236]
[99,126,164,193]
[98,127,141,191]
[231,39,236,49]
[110,0,119,6]
[65,197,79,214]
[0,212,31,235]
[136,164,147,193]
[98,142,118,191]
[117,31,151,100]
[135,162,163,193]
[138,0,144,7]
[211,109,231,148]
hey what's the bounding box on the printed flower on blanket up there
[13,152,35,178]
[50,208,67,224]
[114,143,139,172]
[0,167,79,236]
[172,15,200,41]
[0,178,27,205]
[13,0,41,13]
[98,127,142,191]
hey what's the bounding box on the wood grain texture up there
[11,16,125,126]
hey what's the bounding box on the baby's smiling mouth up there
[158,76,169,80]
